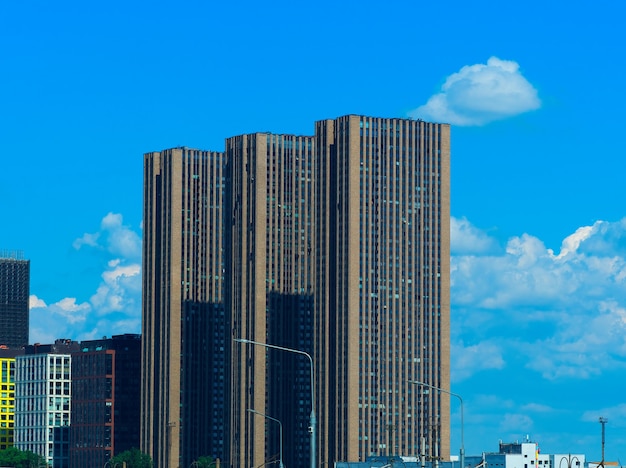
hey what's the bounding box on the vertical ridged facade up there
[142,148,226,468]
[226,133,317,468]
[141,115,450,467]
[321,115,450,462]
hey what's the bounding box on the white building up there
[337,440,588,468]
[465,442,585,468]
[14,340,78,468]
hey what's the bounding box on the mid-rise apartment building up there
[70,334,141,468]
[0,347,23,450]
[14,340,79,468]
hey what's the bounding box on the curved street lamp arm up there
[408,380,464,468]
[235,337,314,468]
[234,338,315,408]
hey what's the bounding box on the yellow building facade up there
[0,356,16,450]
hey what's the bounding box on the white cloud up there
[452,217,626,381]
[72,232,100,249]
[91,262,141,314]
[521,403,555,413]
[73,212,141,259]
[410,57,541,126]
[550,224,595,260]
[30,297,92,344]
[582,404,626,426]
[451,216,500,255]
[29,295,47,308]
[101,213,142,258]
[51,297,91,323]
[452,340,505,381]
[31,212,142,343]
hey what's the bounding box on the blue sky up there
[1,0,625,462]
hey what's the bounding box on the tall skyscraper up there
[318,116,450,462]
[142,115,450,468]
[225,133,318,468]
[142,148,227,468]
[0,251,30,348]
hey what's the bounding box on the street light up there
[234,338,316,468]
[372,460,406,468]
[408,380,464,468]
[248,408,284,468]
[559,454,581,468]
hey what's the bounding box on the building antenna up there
[599,416,608,468]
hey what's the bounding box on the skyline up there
[2,0,626,463]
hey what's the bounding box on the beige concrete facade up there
[227,116,451,466]
[226,132,318,468]
[142,115,450,468]
[142,148,225,468]
[323,116,451,462]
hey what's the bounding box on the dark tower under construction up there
[0,251,30,348]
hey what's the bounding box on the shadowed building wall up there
[142,148,226,468]
[70,334,141,468]
[142,115,450,467]
[225,132,317,468]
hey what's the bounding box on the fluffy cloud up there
[29,295,47,308]
[73,212,141,259]
[30,297,92,343]
[410,57,541,126]
[582,404,626,424]
[452,340,505,381]
[30,213,142,343]
[520,403,555,413]
[72,232,100,249]
[91,260,141,314]
[100,213,142,258]
[451,217,500,255]
[451,217,626,381]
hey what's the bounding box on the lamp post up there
[248,408,284,468]
[234,338,315,468]
[558,454,581,468]
[408,380,464,468]
[375,460,406,468]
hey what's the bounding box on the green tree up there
[110,448,153,468]
[0,446,47,468]
[193,456,215,467]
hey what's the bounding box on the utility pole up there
[599,416,608,468]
